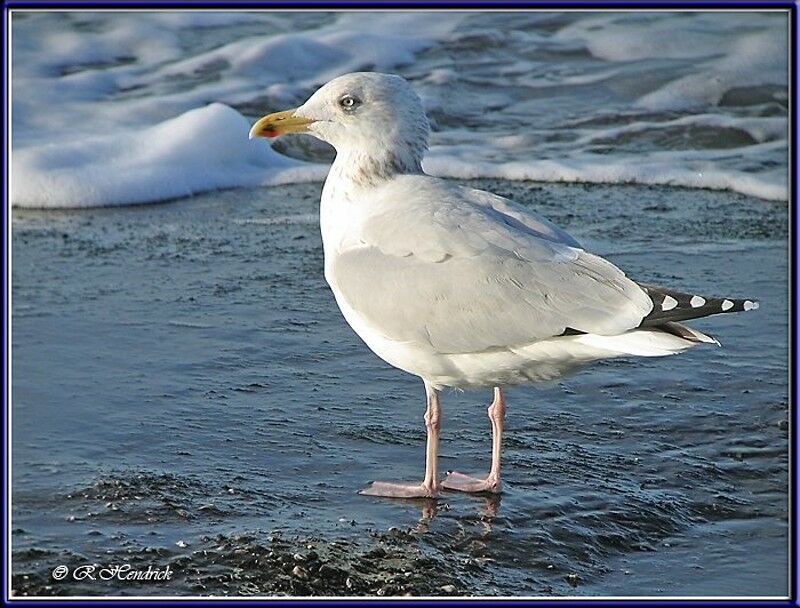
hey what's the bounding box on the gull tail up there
[565,284,756,359]
[656,320,720,346]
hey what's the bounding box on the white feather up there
[293,73,712,390]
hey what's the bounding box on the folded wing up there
[330,179,653,354]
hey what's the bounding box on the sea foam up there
[11,104,325,208]
[11,11,788,207]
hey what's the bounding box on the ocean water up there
[10,9,790,598]
[11,10,788,206]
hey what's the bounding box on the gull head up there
[250,72,430,177]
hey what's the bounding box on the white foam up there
[11,12,463,207]
[422,153,786,202]
[554,13,732,62]
[578,114,786,147]
[11,103,326,208]
[554,13,787,111]
[638,29,786,112]
[139,12,461,109]
[10,12,787,206]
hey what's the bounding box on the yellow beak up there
[248,109,314,139]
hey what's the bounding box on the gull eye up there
[339,94,360,111]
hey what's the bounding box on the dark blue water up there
[11,181,788,596]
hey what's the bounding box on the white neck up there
[319,146,421,266]
[328,142,423,189]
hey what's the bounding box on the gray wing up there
[330,179,652,354]
[459,186,582,249]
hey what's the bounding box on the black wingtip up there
[639,284,760,326]
[720,298,760,313]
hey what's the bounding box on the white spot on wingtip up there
[721,299,734,311]
[690,295,706,308]
[744,300,758,311]
[662,295,678,311]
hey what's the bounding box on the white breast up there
[318,173,694,391]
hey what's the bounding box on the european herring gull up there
[249,72,758,499]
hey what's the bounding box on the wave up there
[11,104,325,208]
[10,11,788,207]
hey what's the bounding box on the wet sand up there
[11,181,788,597]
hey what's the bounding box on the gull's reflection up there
[410,493,503,534]
[413,498,440,533]
[479,493,502,529]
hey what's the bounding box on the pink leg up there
[442,386,505,494]
[360,384,441,498]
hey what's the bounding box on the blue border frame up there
[1,1,796,606]
[791,2,798,606]
[1,1,798,7]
